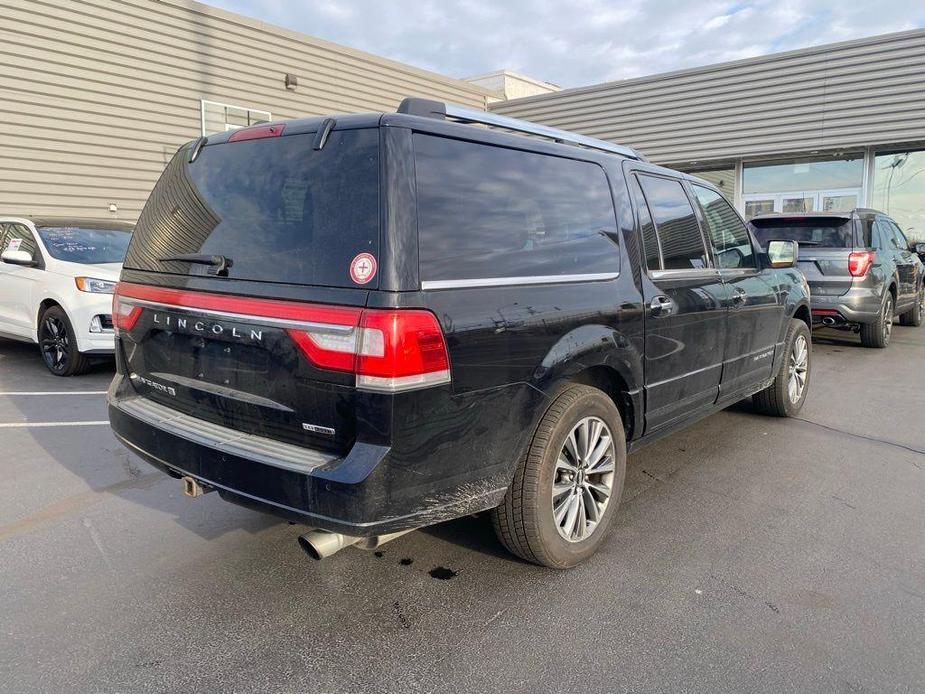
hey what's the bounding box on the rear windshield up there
[37,227,132,264]
[751,218,860,248]
[125,129,379,287]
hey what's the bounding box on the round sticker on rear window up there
[349,252,377,285]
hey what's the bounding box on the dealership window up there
[201,100,271,136]
[742,154,864,219]
[871,149,925,243]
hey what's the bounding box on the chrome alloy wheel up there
[552,416,616,542]
[882,297,894,342]
[39,315,70,373]
[788,334,809,403]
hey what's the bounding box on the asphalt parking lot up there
[2,327,924,694]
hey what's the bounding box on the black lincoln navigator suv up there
[108,99,812,568]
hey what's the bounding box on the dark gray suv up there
[751,209,924,348]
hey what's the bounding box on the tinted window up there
[630,176,661,270]
[751,218,855,248]
[2,224,39,258]
[637,175,708,270]
[692,185,755,269]
[125,129,379,287]
[414,135,619,282]
[37,227,131,264]
[886,220,908,248]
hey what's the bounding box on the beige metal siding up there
[491,30,925,166]
[0,0,491,219]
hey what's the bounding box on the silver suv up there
[750,209,924,347]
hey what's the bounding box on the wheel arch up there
[531,324,644,441]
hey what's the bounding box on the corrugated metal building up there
[492,30,925,239]
[0,0,493,219]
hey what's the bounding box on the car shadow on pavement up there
[1,337,283,542]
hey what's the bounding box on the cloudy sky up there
[208,0,925,88]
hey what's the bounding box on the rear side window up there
[125,129,379,287]
[629,177,660,270]
[883,219,908,249]
[692,185,755,269]
[2,224,39,258]
[413,134,619,283]
[637,175,709,270]
[751,218,855,249]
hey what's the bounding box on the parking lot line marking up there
[0,391,107,395]
[0,421,109,428]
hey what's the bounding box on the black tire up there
[37,305,91,377]
[752,319,811,417]
[860,293,894,348]
[491,384,627,569]
[899,286,923,327]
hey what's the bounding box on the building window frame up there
[200,99,272,136]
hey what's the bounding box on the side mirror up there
[1,249,35,266]
[766,240,798,268]
[913,242,925,255]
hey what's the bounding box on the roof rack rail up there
[396,97,647,162]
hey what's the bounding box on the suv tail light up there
[112,282,450,393]
[288,309,450,392]
[112,283,142,334]
[848,251,875,277]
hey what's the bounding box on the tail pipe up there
[182,475,214,498]
[822,316,836,326]
[298,528,415,560]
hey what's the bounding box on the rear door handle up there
[732,288,747,306]
[649,295,674,317]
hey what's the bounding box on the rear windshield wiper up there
[158,253,233,276]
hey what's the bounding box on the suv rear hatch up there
[750,215,869,296]
[116,123,382,456]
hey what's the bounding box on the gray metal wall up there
[0,0,492,220]
[491,30,925,167]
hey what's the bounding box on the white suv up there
[0,217,133,375]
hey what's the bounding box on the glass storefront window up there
[744,200,774,218]
[871,150,925,242]
[743,155,864,194]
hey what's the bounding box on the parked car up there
[750,210,924,347]
[108,99,811,568]
[0,217,133,375]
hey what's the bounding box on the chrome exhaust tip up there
[822,316,836,326]
[298,530,362,560]
[297,528,416,559]
[181,475,212,498]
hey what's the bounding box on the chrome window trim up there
[421,272,619,291]
[649,268,721,281]
[121,298,355,333]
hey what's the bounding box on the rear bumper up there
[107,374,510,535]
[811,287,883,324]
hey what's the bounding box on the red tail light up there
[287,309,450,392]
[355,310,451,392]
[112,283,450,393]
[848,251,875,277]
[227,123,285,142]
[112,283,142,334]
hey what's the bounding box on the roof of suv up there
[199,98,648,168]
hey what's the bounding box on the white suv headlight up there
[75,277,117,294]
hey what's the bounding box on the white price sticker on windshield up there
[7,238,22,252]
